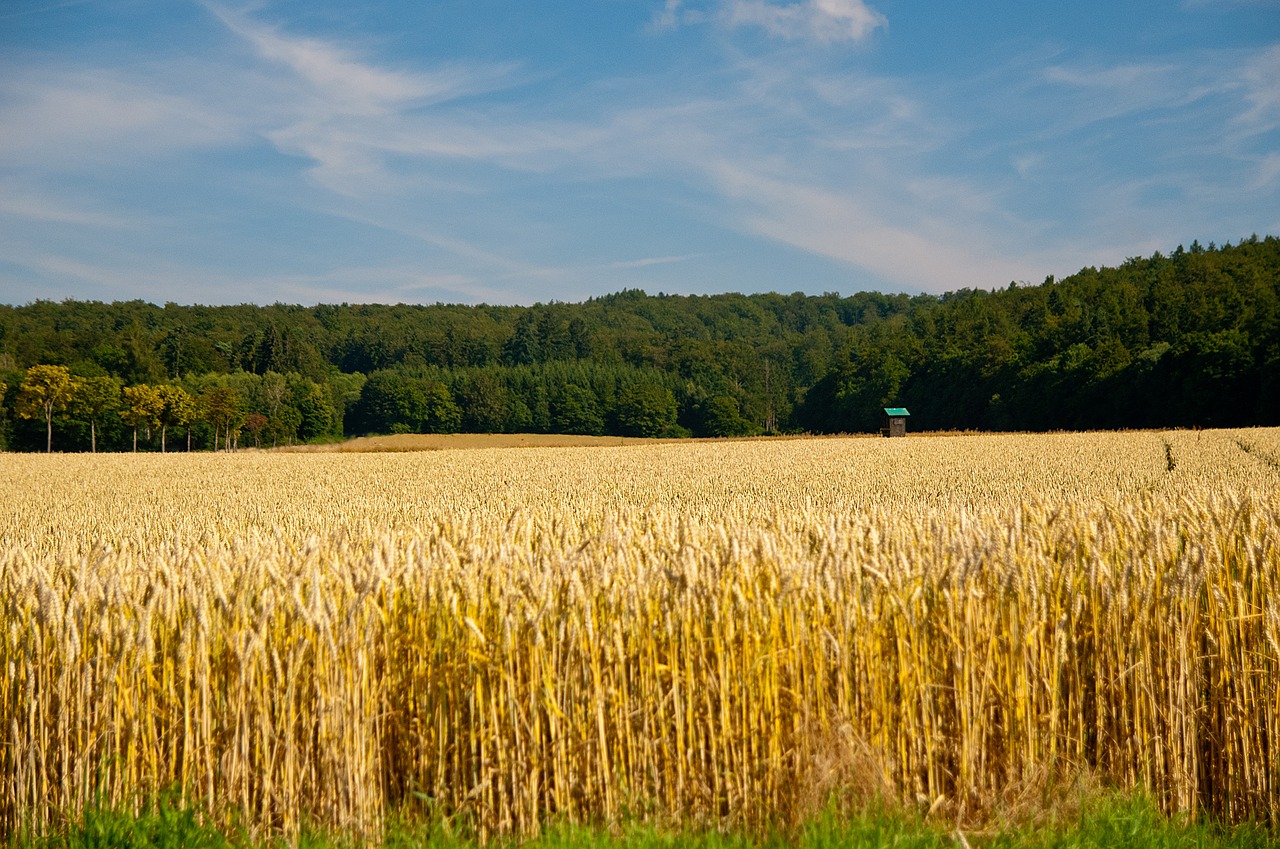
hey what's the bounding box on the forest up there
[1,236,1277,451]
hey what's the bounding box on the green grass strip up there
[9,795,1274,849]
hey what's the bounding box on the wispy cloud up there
[1251,152,1280,190]
[203,3,490,114]
[0,187,138,228]
[200,3,560,198]
[1044,62,1176,89]
[649,0,704,32]
[652,0,886,43]
[254,266,508,306]
[0,68,242,167]
[1038,60,1209,132]
[708,164,1033,289]
[0,246,220,304]
[0,240,512,306]
[1234,44,1280,131]
[601,254,702,270]
[724,0,886,43]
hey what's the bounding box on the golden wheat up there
[1,429,1277,840]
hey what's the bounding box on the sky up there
[1,1,1278,306]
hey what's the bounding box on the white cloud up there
[1254,153,1280,190]
[1234,44,1280,132]
[0,187,137,228]
[1012,154,1042,178]
[1039,61,1197,129]
[0,246,214,304]
[199,4,558,197]
[651,0,885,43]
[709,164,1036,290]
[204,3,472,115]
[0,69,241,166]
[601,254,702,270]
[724,0,887,42]
[650,0,696,31]
[257,266,506,306]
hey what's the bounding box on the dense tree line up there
[1,236,1277,450]
[1,362,355,453]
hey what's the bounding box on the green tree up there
[199,386,247,451]
[699,394,755,437]
[551,384,604,435]
[502,311,541,366]
[72,374,122,453]
[257,371,290,422]
[155,384,196,453]
[120,384,163,452]
[294,381,334,441]
[423,382,462,433]
[610,383,677,438]
[354,370,424,434]
[160,325,194,379]
[457,372,510,433]
[269,406,302,446]
[16,364,77,452]
[0,380,8,451]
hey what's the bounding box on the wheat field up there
[1,429,1278,841]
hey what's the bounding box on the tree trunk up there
[132,427,138,452]
[161,425,167,453]
[45,412,52,453]
[91,420,97,453]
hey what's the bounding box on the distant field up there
[281,432,686,451]
[278,431,819,451]
[2,428,1277,843]
[278,428,1201,454]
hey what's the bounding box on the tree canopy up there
[1,236,1277,450]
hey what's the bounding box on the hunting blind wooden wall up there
[883,407,910,437]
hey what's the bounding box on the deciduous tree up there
[610,383,677,438]
[16,365,77,452]
[269,406,302,446]
[294,380,334,441]
[120,384,163,452]
[244,412,268,448]
[551,384,604,435]
[200,386,246,451]
[72,374,122,453]
[155,384,196,453]
[423,381,462,433]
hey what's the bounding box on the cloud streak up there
[0,188,138,228]
[0,68,242,167]
[653,0,886,42]
[202,3,565,198]
[724,0,886,42]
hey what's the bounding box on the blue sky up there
[1,1,1277,306]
